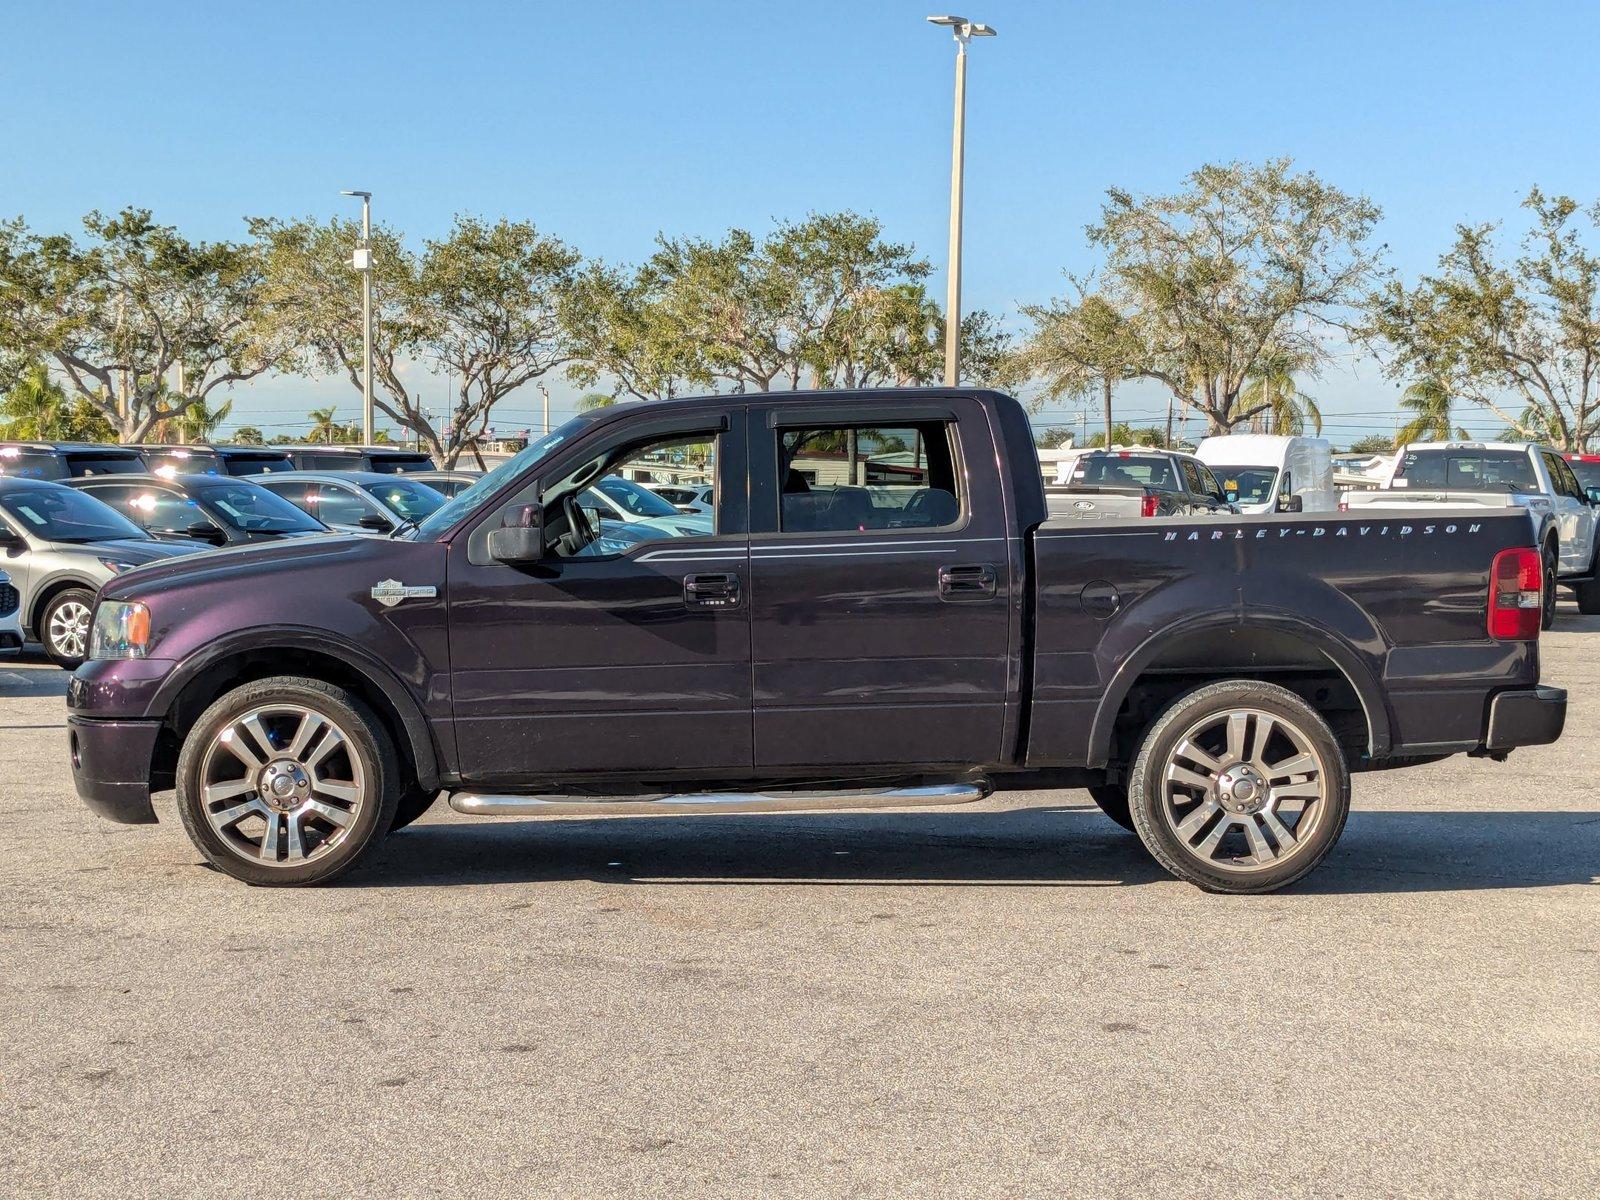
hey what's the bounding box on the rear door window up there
[777,422,961,533]
[1071,453,1178,491]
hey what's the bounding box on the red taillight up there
[1140,493,1160,518]
[1488,547,1543,640]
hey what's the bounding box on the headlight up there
[89,601,153,660]
[97,558,135,574]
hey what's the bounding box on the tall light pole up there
[341,189,375,445]
[926,15,995,388]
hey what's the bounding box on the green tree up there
[1014,161,1384,436]
[1009,281,1148,446]
[229,425,264,445]
[420,216,582,467]
[307,405,339,444]
[562,262,711,402]
[1346,433,1396,454]
[1363,187,1600,450]
[1392,377,1467,444]
[0,363,118,441]
[0,210,289,442]
[1236,349,1323,435]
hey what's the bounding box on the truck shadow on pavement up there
[354,806,1600,894]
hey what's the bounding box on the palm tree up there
[1395,378,1467,445]
[1237,353,1323,436]
[172,397,233,443]
[308,406,339,445]
[0,363,71,439]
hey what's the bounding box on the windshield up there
[1210,466,1279,506]
[1568,459,1600,491]
[197,481,328,533]
[224,454,294,476]
[0,486,149,543]
[590,476,680,518]
[362,479,447,522]
[407,416,597,539]
[1070,453,1177,491]
[1394,449,1538,492]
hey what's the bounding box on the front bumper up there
[68,716,162,824]
[1484,686,1567,752]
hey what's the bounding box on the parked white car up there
[581,476,714,536]
[647,481,715,515]
[1195,434,1338,514]
[0,569,22,655]
[1341,441,1600,620]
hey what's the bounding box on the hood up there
[103,531,379,599]
[82,537,207,566]
[641,512,716,536]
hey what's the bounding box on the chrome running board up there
[447,781,991,818]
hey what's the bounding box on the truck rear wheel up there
[1541,547,1558,630]
[175,676,400,886]
[1087,783,1135,832]
[1126,680,1351,894]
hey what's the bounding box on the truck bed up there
[1023,507,1542,767]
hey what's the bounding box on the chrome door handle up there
[683,572,741,609]
[938,563,997,601]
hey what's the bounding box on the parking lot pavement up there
[1,615,1596,1200]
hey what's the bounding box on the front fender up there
[148,626,446,789]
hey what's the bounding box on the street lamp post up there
[341,189,375,445]
[926,15,995,388]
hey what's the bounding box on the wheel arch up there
[1087,611,1390,770]
[150,629,443,794]
[28,573,101,638]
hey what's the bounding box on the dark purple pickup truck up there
[66,389,1566,893]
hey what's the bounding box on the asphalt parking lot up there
[2,613,1597,1199]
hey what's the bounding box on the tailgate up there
[1045,486,1146,521]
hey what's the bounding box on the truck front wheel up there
[175,676,401,886]
[1126,680,1351,894]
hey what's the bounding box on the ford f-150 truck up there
[66,389,1567,894]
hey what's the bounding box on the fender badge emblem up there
[371,579,436,607]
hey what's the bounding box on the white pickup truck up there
[1341,441,1600,620]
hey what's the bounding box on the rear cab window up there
[1394,448,1538,492]
[1070,453,1178,492]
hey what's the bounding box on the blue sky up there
[7,0,1600,444]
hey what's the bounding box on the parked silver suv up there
[0,477,201,666]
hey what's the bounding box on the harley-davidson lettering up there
[1163,523,1481,542]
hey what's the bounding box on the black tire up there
[40,586,97,668]
[175,676,401,886]
[1087,783,1135,832]
[1578,577,1600,616]
[1541,547,1558,630]
[1127,679,1351,895]
[389,785,440,832]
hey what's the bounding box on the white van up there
[1194,434,1337,514]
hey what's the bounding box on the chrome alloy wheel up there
[1160,707,1328,874]
[198,703,366,867]
[48,600,92,659]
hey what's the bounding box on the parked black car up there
[249,471,448,533]
[67,389,1565,895]
[0,442,146,480]
[69,474,333,546]
[277,446,437,473]
[138,445,297,477]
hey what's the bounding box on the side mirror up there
[1587,486,1600,506]
[357,513,395,532]
[489,505,545,564]
[180,521,227,544]
[0,527,23,551]
[1277,494,1304,513]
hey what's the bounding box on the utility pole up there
[927,15,995,388]
[538,381,551,436]
[341,190,375,445]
